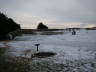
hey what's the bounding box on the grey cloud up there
[0,0,96,28]
[44,0,96,24]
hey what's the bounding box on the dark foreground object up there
[35,44,40,51]
[0,47,30,72]
[34,52,56,58]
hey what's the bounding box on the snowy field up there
[0,30,96,72]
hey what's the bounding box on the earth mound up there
[33,52,56,58]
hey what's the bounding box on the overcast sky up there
[0,0,96,29]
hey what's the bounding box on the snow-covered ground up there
[0,30,96,72]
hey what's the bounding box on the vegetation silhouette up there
[37,22,48,29]
[0,12,21,40]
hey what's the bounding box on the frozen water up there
[0,29,96,72]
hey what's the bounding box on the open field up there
[0,30,96,72]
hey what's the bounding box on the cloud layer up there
[0,0,96,28]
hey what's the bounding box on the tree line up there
[0,12,21,40]
[0,12,49,40]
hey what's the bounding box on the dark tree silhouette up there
[37,22,48,29]
[0,12,21,40]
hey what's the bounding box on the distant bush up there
[37,22,48,29]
